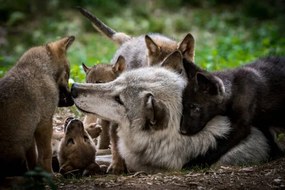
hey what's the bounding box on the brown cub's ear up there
[82,63,91,74]
[145,35,160,56]
[178,33,195,62]
[195,72,224,96]
[47,36,75,56]
[112,55,126,74]
[144,93,169,131]
[160,50,183,74]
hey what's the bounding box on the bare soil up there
[53,157,285,190]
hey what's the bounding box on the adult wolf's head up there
[180,59,226,135]
[71,67,186,132]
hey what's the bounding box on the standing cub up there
[0,36,74,177]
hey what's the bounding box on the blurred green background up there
[0,0,284,82]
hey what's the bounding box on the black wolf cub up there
[181,57,285,167]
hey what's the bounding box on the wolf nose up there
[179,115,188,135]
[71,83,78,98]
[179,128,188,135]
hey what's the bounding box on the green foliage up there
[0,3,284,83]
[13,166,57,190]
[277,133,285,142]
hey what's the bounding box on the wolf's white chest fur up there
[118,114,231,172]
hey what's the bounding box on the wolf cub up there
[181,57,285,166]
[58,117,103,176]
[82,57,127,174]
[0,36,74,177]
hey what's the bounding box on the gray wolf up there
[57,117,103,176]
[71,66,269,172]
[0,36,74,177]
[180,57,285,167]
[77,7,195,68]
[77,7,194,173]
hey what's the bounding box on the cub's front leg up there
[107,123,127,174]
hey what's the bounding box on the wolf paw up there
[107,161,128,175]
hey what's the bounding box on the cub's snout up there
[71,83,79,98]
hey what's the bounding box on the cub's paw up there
[86,123,102,138]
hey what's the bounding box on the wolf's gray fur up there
[78,7,195,69]
[72,67,269,172]
[218,127,270,165]
[111,34,176,70]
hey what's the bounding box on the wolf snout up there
[179,115,188,135]
[71,83,79,98]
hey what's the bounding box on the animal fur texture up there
[77,7,194,174]
[82,58,127,174]
[71,66,269,172]
[82,57,125,149]
[0,36,74,177]
[181,57,285,166]
[77,7,195,69]
[57,117,102,176]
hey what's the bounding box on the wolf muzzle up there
[71,83,79,98]
[58,86,74,107]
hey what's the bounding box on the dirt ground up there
[54,157,285,190]
[50,108,285,190]
[0,108,284,189]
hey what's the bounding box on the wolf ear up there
[161,51,183,74]
[144,93,169,130]
[178,33,195,62]
[195,72,225,96]
[47,36,75,56]
[82,63,91,74]
[145,35,160,57]
[183,58,203,79]
[112,55,126,74]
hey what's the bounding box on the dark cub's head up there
[180,59,225,135]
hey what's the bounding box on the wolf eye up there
[95,81,103,84]
[114,95,124,105]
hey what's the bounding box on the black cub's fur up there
[181,57,285,167]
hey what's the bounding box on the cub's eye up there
[190,104,200,113]
[114,95,124,105]
[66,138,74,145]
[96,81,103,84]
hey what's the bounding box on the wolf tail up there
[77,7,131,45]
